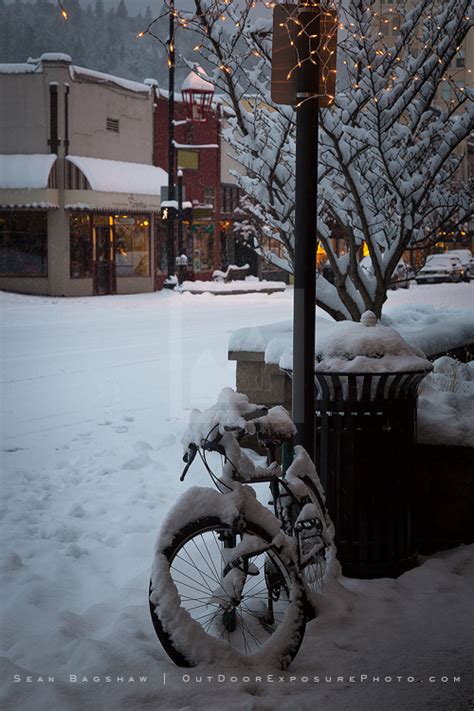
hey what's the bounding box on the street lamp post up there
[176,168,186,283]
[165,0,176,286]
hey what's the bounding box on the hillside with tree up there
[0,0,197,85]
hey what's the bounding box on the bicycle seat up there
[254,405,296,444]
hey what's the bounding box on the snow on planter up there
[417,357,474,448]
[314,310,433,374]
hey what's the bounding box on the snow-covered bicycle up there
[149,388,337,669]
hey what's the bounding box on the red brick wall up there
[153,92,222,282]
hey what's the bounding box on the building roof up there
[0,54,153,95]
[70,65,152,95]
[0,154,57,189]
[66,156,168,195]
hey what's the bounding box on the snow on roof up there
[0,63,39,74]
[70,65,151,94]
[66,156,167,196]
[37,52,72,63]
[0,201,58,209]
[181,68,214,93]
[0,154,57,189]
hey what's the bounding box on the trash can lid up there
[314,311,433,374]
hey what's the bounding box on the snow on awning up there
[0,154,57,189]
[66,156,167,196]
[0,154,59,208]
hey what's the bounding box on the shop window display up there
[114,215,150,277]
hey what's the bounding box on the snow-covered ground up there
[1,283,473,710]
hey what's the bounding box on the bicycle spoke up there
[236,606,264,653]
[177,546,221,591]
[171,573,214,598]
[191,535,222,584]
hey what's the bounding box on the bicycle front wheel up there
[149,516,307,669]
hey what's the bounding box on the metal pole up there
[177,169,184,254]
[292,6,320,458]
[177,168,184,283]
[166,0,176,281]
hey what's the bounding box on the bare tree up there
[143,0,473,320]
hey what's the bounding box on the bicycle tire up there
[149,515,307,669]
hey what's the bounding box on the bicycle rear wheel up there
[149,515,307,669]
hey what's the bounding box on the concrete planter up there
[415,445,474,554]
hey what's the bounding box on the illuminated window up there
[114,215,150,277]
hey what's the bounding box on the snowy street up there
[1,283,473,710]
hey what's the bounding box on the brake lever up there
[180,443,197,481]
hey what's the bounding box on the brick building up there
[152,70,242,288]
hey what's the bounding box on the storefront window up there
[191,223,214,272]
[114,215,150,277]
[0,211,47,276]
[70,213,92,278]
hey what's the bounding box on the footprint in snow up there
[124,415,134,422]
[68,503,86,518]
[134,440,153,452]
[115,426,128,434]
[98,420,112,427]
[0,552,24,572]
[156,434,176,449]
[122,452,152,471]
[65,543,88,559]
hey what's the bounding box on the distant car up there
[359,256,411,289]
[416,254,465,284]
[445,249,472,281]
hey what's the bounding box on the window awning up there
[66,156,168,196]
[0,154,58,208]
[0,154,56,189]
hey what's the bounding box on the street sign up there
[271,3,338,106]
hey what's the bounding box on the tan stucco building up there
[0,53,167,296]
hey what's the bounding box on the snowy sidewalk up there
[1,283,473,710]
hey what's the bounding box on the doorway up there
[93,221,116,295]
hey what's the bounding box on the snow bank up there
[382,304,474,357]
[229,304,474,368]
[417,357,474,447]
[179,277,286,294]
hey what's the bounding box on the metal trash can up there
[314,311,432,578]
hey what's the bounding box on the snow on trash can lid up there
[314,311,433,374]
